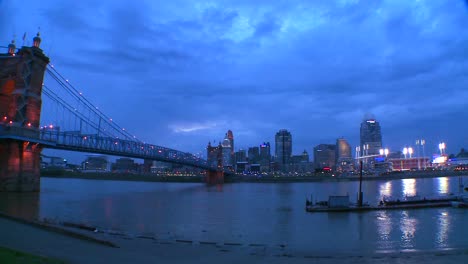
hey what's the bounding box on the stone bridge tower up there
[206,142,224,184]
[0,33,50,191]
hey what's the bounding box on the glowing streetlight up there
[438,142,446,155]
[408,147,413,158]
[379,148,389,157]
[403,147,408,159]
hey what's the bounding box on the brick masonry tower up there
[0,33,50,191]
[206,142,224,184]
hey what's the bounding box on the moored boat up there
[379,194,460,207]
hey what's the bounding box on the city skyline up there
[1,1,467,162]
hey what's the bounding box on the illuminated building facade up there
[221,136,233,168]
[336,138,353,172]
[389,157,430,171]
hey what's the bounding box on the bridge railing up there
[39,128,213,170]
[0,124,43,141]
[0,124,216,170]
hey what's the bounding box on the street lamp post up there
[408,147,413,158]
[420,139,426,169]
[403,147,408,159]
[379,148,389,158]
[416,139,421,170]
[438,142,446,155]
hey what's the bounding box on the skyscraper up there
[275,129,292,171]
[259,142,271,172]
[248,146,260,164]
[221,134,233,168]
[227,130,234,166]
[360,116,382,156]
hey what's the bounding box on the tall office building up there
[226,130,234,166]
[313,144,336,169]
[227,130,234,154]
[275,129,292,171]
[360,116,382,156]
[259,142,271,172]
[221,135,233,168]
[259,142,271,162]
[248,146,260,164]
[235,149,247,163]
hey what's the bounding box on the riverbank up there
[41,170,468,184]
[1,213,468,264]
[0,246,65,264]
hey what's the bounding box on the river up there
[0,176,467,255]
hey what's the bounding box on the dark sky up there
[1,0,468,162]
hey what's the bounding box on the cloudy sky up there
[1,0,468,162]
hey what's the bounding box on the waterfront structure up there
[389,157,430,171]
[360,116,383,156]
[314,144,336,170]
[291,150,312,172]
[82,155,109,172]
[113,158,138,173]
[0,33,49,191]
[275,129,292,171]
[41,155,67,168]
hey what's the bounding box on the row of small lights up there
[2,116,33,127]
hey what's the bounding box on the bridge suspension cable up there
[43,64,140,142]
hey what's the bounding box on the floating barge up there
[305,161,467,213]
[305,194,463,213]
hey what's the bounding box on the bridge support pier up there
[0,140,42,192]
[206,170,224,185]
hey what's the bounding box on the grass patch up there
[0,246,66,264]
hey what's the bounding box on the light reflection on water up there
[402,178,417,197]
[379,181,392,198]
[436,210,450,248]
[0,176,467,254]
[438,177,449,194]
[399,211,418,248]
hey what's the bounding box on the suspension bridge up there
[0,35,224,192]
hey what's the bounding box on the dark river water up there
[1,176,467,255]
